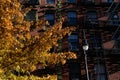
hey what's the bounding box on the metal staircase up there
[107,1,120,13]
[102,5,120,61]
[103,1,120,47]
[106,1,120,23]
[98,1,120,22]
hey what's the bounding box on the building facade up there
[24,0,120,80]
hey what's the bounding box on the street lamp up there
[82,30,90,80]
[83,42,89,51]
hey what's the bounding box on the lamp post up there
[82,30,90,80]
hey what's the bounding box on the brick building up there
[23,0,120,80]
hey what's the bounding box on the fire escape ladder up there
[112,25,120,49]
[106,1,120,50]
[99,1,120,22]
[112,25,120,40]
[106,1,120,41]
[107,1,120,21]
[106,1,115,13]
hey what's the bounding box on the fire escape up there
[102,1,120,79]
[83,0,120,80]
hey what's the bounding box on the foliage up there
[0,0,77,78]
[0,72,57,80]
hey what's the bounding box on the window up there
[67,12,77,25]
[46,0,55,4]
[67,0,76,3]
[25,10,38,21]
[29,0,39,5]
[94,64,107,80]
[94,64,106,74]
[108,0,113,3]
[101,0,113,3]
[69,42,78,51]
[45,13,54,26]
[68,34,79,51]
[69,62,80,80]
[87,11,98,23]
[90,34,101,49]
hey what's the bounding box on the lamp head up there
[83,45,89,51]
[82,39,89,51]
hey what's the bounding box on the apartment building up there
[24,0,120,80]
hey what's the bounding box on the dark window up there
[69,62,81,80]
[87,11,98,23]
[47,0,55,4]
[108,0,113,3]
[45,13,54,26]
[68,34,79,51]
[69,42,78,51]
[101,0,113,3]
[29,0,39,5]
[25,10,38,21]
[90,34,101,49]
[94,64,107,80]
[67,12,77,25]
[67,0,76,3]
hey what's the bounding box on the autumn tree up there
[0,0,76,77]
